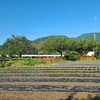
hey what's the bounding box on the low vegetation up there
[0,61,14,68]
[0,58,62,68]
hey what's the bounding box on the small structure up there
[21,54,64,58]
[86,51,94,56]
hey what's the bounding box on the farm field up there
[0,61,100,100]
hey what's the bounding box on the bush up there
[65,51,79,61]
[22,59,47,66]
[4,61,14,67]
[0,61,5,68]
[0,61,14,68]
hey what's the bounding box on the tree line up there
[0,35,100,59]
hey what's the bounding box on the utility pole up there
[93,33,98,57]
[94,33,97,40]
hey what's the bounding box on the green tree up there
[95,42,100,57]
[1,35,37,58]
[83,39,96,52]
[39,37,67,58]
[73,39,96,55]
[65,50,79,60]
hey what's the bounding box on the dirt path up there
[0,92,99,100]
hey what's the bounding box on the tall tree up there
[39,37,67,57]
[1,35,37,58]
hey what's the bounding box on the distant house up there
[86,51,94,56]
[21,54,64,58]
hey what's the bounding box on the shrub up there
[4,61,14,67]
[0,61,5,68]
[65,51,79,61]
[21,59,47,66]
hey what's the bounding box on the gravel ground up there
[49,61,100,67]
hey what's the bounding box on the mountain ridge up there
[33,33,100,43]
[76,33,100,41]
[33,35,69,43]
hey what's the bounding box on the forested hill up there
[76,33,100,41]
[33,33,100,43]
[33,35,68,43]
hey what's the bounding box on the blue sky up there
[0,0,100,45]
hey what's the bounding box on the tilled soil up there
[0,62,100,100]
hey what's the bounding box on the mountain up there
[76,33,100,41]
[33,33,100,43]
[33,35,69,43]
